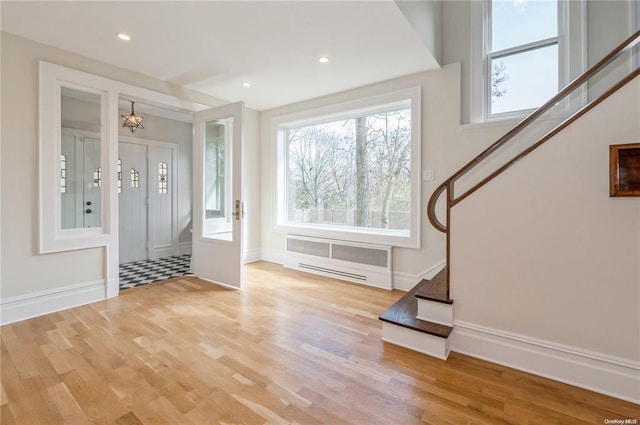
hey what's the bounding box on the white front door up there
[192,102,244,289]
[61,129,102,229]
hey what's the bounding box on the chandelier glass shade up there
[121,101,144,133]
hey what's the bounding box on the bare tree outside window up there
[286,107,412,231]
[491,61,509,101]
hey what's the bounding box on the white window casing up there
[470,0,586,123]
[272,86,422,249]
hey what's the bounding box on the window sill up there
[274,222,420,250]
[461,110,571,131]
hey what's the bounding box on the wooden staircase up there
[378,268,453,360]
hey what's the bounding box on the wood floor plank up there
[1,261,638,425]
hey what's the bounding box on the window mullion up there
[489,36,560,59]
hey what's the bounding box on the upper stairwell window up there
[273,87,422,249]
[486,0,562,118]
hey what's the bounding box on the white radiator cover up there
[284,235,392,289]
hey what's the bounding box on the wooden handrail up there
[427,28,640,233]
[452,66,640,208]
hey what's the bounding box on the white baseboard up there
[177,242,192,255]
[450,321,640,404]
[393,259,446,291]
[151,245,178,258]
[197,276,240,291]
[243,248,262,264]
[261,248,286,265]
[0,280,105,325]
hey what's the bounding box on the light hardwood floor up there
[1,261,638,424]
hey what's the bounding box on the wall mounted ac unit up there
[284,234,392,289]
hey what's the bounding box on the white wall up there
[259,63,513,287]
[451,76,640,361]
[395,0,443,66]
[243,109,262,262]
[0,32,261,303]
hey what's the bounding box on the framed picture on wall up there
[610,142,640,197]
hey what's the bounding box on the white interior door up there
[192,102,244,288]
[119,142,148,263]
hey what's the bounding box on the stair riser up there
[381,322,450,360]
[416,299,453,326]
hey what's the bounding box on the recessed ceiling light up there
[242,82,251,88]
[319,56,329,64]
[117,33,131,41]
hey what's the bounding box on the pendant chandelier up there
[121,101,144,133]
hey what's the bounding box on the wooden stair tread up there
[414,268,453,304]
[379,280,452,339]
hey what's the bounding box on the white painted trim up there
[272,86,422,250]
[39,61,213,301]
[151,246,177,259]
[260,247,287,265]
[450,321,640,404]
[0,280,105,325]
[422,259,447,280]
[469,0,586,123]
[243,248,262,264]
[382,322,450,360]
[392,259,446,291]
[197,276,241,291]
[177,241,192,255]
[392,272,419,291]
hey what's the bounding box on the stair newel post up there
[445,180,454,300]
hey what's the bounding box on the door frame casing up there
[39,61,214,298]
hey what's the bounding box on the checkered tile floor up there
[119,254,192,291]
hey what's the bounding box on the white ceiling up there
[1,1,439,111]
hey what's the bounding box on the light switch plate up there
[423,169,435,181]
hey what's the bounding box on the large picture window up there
[274,87,421,248]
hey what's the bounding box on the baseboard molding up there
[393,259,446,291]
[177,242,192,255]
[0,280,105,325]
[243,248,262,264]
[152,244,178,259]
[197,276,240,291]
[260,248,286,265]
[450,321,640,404]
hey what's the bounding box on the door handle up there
[85,209,92,214]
